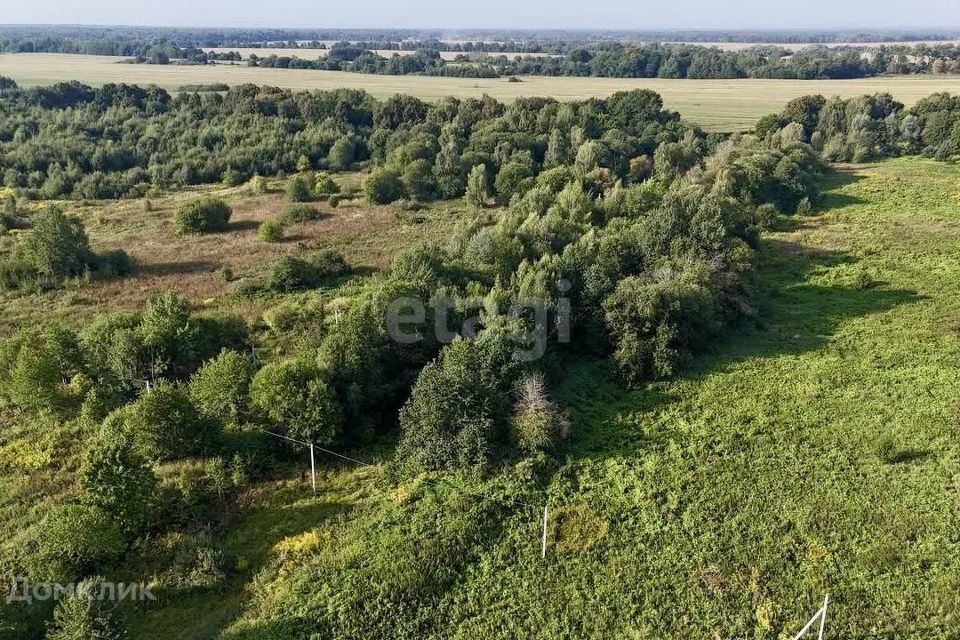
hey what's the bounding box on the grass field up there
[5,53,960,131]
[99,157,959,638]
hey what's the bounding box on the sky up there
[2,0,960,31]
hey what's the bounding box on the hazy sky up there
[3,0,960,30]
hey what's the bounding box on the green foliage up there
[327,136,356,171]
[188,349,253,425]
[47,579,129,640]
[313,171,340,196]
[173,198,231,235]
[77,436,157,538]
[30,504,123,582]
[396,335,520,472]
[279,203,324,224]
[103,382,220,461]
[363,168,404,204]
[603,263,720,383]
[257,219,283,243]
[285,174,314,202]
[402,159,437,201]
[249,358,343,444]
[19,207,92,279]
[465,163,489,207]
[267,250,349,292]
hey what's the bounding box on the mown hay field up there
[5,53,960,131]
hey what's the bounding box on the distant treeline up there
[9,28,960,79]
[241,42,960,80]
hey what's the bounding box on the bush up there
[328,194,342,208]
[285,174,314,202]
[279,203,324,224]
[510,372,569,453]
[314,172,341,196]
[46,578,129,640]
[248,175,268,194]
[21,207,92,278]
[249,358,343,444]
[188,350,253,425]
[267,250,349,292]
[257,219,283,243]
[78,436,157,538]
[173,198,231,235]
[30,504,123,582]
[363,168,404,204]
[396,335,520,472]
[103,382,220,461]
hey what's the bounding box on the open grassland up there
[6,53,960,131]
[0,175,461,337]
[116,157,960,637]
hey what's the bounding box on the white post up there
[541,504,548,559]
[309,443,317,495]
[817,594,828,640]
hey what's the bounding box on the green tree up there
[78,437,157,538]
[47,578,129,640]
[327,136,356,171]
[363,168,404,205]
[188,349,253,424]
[465,164,489,208]
[249,358,343,444]
[21,207,92,278]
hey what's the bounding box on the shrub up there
[314,172,341,196]
[173,198,231,235]
[257,219,283,243]
[328,194,342,208]
[78,437,157,538]
[47,578,129,640]
[395,335,520,472]
[285,174,314,202]
[188,350,253,425]
[103,382,220,461]
[249,358,343,444]
[1,336,62,411]
[267,250,349,292]
[363,168,404,205]
[30,504,123,582]
[248,175,268,194]
[152,533,231,596]
[279,203,323,224]
[510,372,569,453]
[21,207,92,278]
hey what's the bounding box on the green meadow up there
[120,157,960,638]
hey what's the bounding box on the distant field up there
[670,40,960,51]
[202,47,557,60]
[5,53,960,131]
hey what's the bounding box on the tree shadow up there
[135,260,218,277]
[228,219,261,232]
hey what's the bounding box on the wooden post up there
[541,504,548,559]
[309,443,317,495]
[817,594,828,640]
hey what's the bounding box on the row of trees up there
[756,91,960,161]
